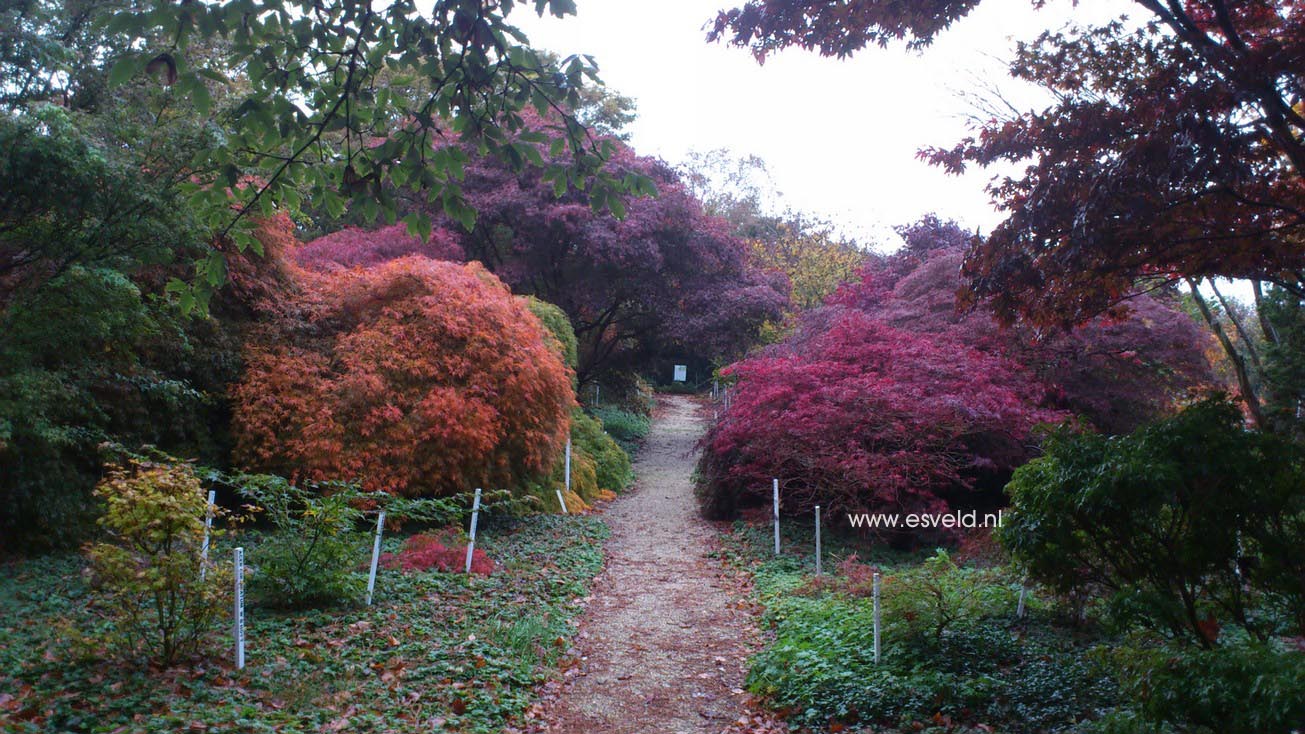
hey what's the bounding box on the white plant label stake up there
[464,488,482,574]
[366,510,386,606]
[234,547,245,669]
[772,478,780,556]
[1017,581,1028,619]
[200,489,215,581]
[558,437,571,514]
[814,505,822,576]
[873,571,882,664]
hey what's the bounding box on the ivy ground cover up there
[0,515,606,733]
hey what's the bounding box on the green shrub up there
[881,549,1016,642]
[524,296,579,373]
[1094,641,1305,734]
[230,473,456,609]
[84,458,230,666]
[572,409,633,492]
[590,406,651,452]
[1001,398,1305,643]
[0,266,240,554]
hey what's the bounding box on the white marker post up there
[564,438,572,494]
[594,383,600,405]
[464,488,482,574]
[1017,582,1028,619]
[366,510,386,606]
[772,479,780,556]
[556,489,569,514]
[234,547,245,669]
[872,572,882,664]
[814,505,822,576]
[200,489,216,581]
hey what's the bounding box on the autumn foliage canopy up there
[699,217,1215,522]
[232,257,574,498]
[698,307,1064,521]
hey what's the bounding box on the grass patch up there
[0,515,607,733]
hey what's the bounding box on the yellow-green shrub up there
[85,458,229,666]
[572,409,633,493]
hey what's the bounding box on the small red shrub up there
[381,531,494,575]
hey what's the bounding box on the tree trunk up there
[1187,277,1264,428]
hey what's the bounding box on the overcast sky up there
[514,0,1135,250]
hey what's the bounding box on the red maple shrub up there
[698,309,1064,521]
[380,530,494,575]
[698,216,1214,525]
[231,256,574,498]
[849,218,1215,434]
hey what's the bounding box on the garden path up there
[528,395,782,734]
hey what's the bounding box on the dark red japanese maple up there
[849,220,1216,435]
[698,306,1063,521]
[428,128,789,384]
[698,216,1215,520]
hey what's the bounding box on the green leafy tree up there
[104,0,650,307]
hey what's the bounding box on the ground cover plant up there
[588,405,651,454]
[0,515,607,733]
[718,521,1121,734]
[721,397,1305,734]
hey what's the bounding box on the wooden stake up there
[200,489,215,581]
[873,572,882,664]
[814,505,822,576]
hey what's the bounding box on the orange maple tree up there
[231,256,574,497]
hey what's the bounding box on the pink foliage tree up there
[849,217,1216,434]
[293,223,463,272]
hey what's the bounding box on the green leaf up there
[191,81,213,116]
[403,212,432,242]
[107,55,141,87]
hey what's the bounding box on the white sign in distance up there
[673,364,687,382]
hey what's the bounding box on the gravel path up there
[537,395,763,734]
